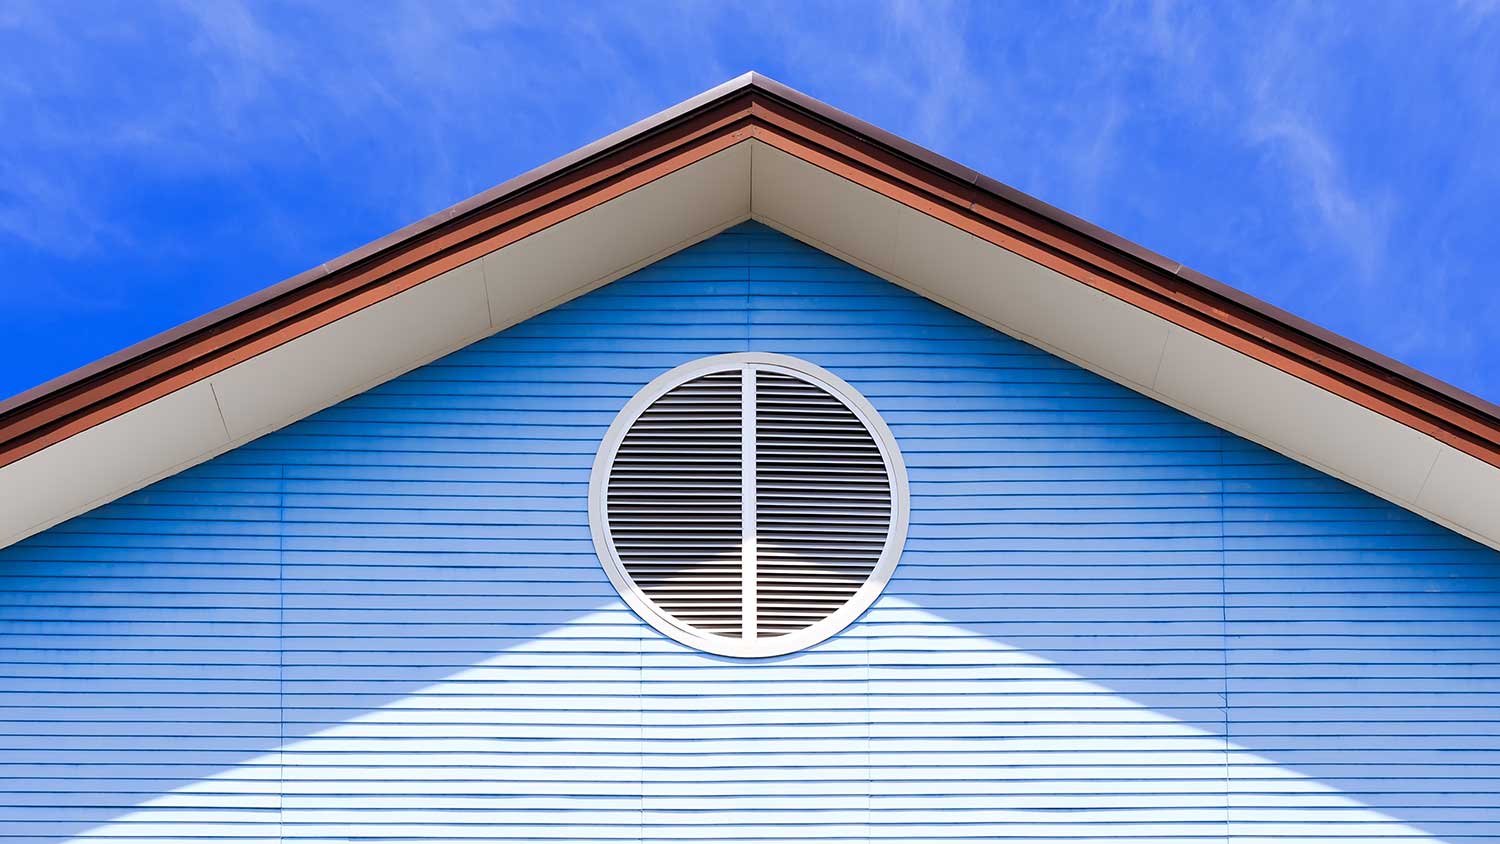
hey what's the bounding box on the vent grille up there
[608,371,745,635]
[596,355,905,656]
[755,371,892,636]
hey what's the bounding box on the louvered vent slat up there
[596,355,905,656]
[753,370,892,638]
[607,370,744,635]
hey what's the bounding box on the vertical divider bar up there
[741,364,757,641]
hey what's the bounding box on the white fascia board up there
[1417,447,1500,537]
[747,142,1173,390]
[747,140,1500,550]
[0,381,230,545]
[1153,326,1441,502]
[0,144,752,549]
[211,259,492,442]
[482,141,751,332]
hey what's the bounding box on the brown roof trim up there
[747,74,1500,424]
[0,73,761,419]
[2,72,1497,473]
[742,99,1500,466]
[0,86,758,466]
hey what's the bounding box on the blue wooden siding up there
[2,221,1498,843]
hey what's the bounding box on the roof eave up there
[0,72,1495,552]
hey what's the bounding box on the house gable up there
[3,223,1496,841]
[2,77,1496,553]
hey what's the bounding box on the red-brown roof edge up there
[744,73,1500,422]
[5,71,1497,432]
[0,73,761,419]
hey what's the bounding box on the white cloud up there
[1247,113,1394,286]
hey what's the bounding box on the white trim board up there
[0,144,752,548]
[746,140,1500,549]
[2,137,1497,553]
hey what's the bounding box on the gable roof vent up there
[590,352,908,657]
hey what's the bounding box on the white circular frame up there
[589,352,910,658]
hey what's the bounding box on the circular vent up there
[589,353,908,658]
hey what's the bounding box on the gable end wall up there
[2,223,1497,843]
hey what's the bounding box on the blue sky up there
[2,1,1498,403]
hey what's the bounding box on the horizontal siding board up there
[3,223,1497,842]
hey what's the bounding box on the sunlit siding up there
[1221,437,1500,843]
[1,221,1497,844]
